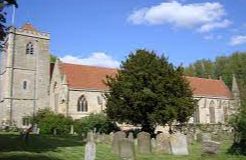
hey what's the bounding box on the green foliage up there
[229,103,246,155]
[105,49,197,133]
[184,52,246,99]
[74,113,119,135]
[50,54,57,63]
[0,0,18,48]
[33,108,73,135]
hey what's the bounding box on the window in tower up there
[26,42,34,54]
[23,81,27,90]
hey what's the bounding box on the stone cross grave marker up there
[119,138,136,160]
[112,131,126,155]
[156,133,171,154]
[137,132,151,154]
[169,133,189,155]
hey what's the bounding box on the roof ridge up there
[61,62,117,70]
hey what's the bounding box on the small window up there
[22,117,30,126]
[26,42,34,54]
[23,81,27,90]
[77,95,88,112]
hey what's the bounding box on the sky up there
[5,0,246,68]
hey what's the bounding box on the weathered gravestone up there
[202,141,220,155]
[151,138,156,150]
[202,133,211,142]
[128,132,134,142]
[156,133,171,154]
[112,131,126,155]
[169,133,189,155]
[119,138,135,160]
[137,132,151,154]
[70,125,74,134]
[85,132,96,160]
[197,133,211,142]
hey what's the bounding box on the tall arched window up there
[77,95,88,112]
[26,42,34,54]
[209,100,216,123]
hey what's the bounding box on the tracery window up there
[77,95,88,112]
[26,42,34,54]
[209,100,216,123]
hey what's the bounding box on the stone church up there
[0,24,240,128]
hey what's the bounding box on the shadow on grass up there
[0,153,62,160]
[0,133,84,153]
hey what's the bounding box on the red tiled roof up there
[186,76,232,98]
[60,63,232,98]
[21,23,37,32]
[60,63,117,90]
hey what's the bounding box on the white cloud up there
[203,34,222,40]
[128,1,231,32]
[60,52,120,68]
[229,35,246,46]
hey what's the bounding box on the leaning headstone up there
[151,138,157,150]
[70,125,74,134]
[119,138,135,160]
[156,133,171,154]
[128,132,134,142]
[112,131,126,155]
[137,132,151,154]
[202,141,220,155]
[85,132,96,160]
[169,133,189,155]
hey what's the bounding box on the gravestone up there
[151,138,156,150]
[112,131,126,155]
[119,138,135,160]
[137,132,151,154]
[128,132,134,142]
[36,128,40,134]
[70,125,74,134]
[202,133,211,142]
[85,132,96,160]
[202,141,220,154]
[169,133,188,155]
[156,133,171,154]
[32,124,38,134]
[53,129,57,135]
[103,134,112,144]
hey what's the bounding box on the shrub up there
[228,103,246,155]
[33,108,73,135]
[74,113,119,135]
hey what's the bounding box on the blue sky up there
[5,0,246,67]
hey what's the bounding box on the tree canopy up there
[105,49,197,133]
[0,0,18,46]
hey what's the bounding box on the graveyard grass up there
[0,132,245,160]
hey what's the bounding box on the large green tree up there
[0,0,18,45]
[105,49,197,133]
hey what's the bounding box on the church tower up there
[0,23,50,127]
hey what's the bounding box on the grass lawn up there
[0,132,245,160]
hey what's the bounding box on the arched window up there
[77,95,88,112]
[26,42,34,54]
[209,100,216,123]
